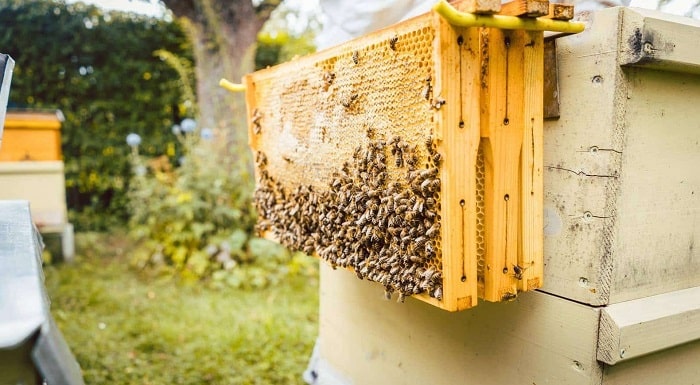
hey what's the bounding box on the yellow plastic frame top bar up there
[433,0,585,33]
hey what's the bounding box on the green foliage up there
[255,31,317,70]
[0,0,194,230]
[44,232,319,384]
[127,127,315,285]
[254,1,321,70]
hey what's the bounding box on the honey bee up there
[501,291,518,302]
[410,180,423,195]
[421,83,432,100]
[512,263,527,280]
[432,152,442,166]
[394,204,408,214]
[375,151,386,163]
[404,210,416,222]
[420,167,439,179]
[405,152,418,168]
[375,172,387,183]
[426,223,440,238]
[389,35,398,51]
[433,286,443,300]
[288,204,300,216]
[322,71,335,91]
[420,179,433,194]
[387,227,401,237]
[360,264,371,276]
[251,109,263,134]
[366,200,379,211]
[255,151,267,166]
[342,93,359,108]
[425,136,433,152]
[397,292,406,303]
[353,146,363,160]
[352,50,359,64]
[370,227,383,242]
[394,191,409,200]
[377,272,390,285]
[431,97,446,110]
[387,215,399,227]
[395,152,404,168]
[412,199,424,214]
[414,236,427,248]
[356,212,369,226]
[384,289,393,300]
[252,108,262,123]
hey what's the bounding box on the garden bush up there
[126,124,316,286]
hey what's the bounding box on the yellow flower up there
[176,192,192,203]
[167,142,176,157]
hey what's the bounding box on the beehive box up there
[244,1,578,311]
[0,109,63,161]
[0,161,68,228]
[310,8,700,385]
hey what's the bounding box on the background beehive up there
[0,110,63,161]
[244,4,547,311]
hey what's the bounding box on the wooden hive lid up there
[4,109,64,130]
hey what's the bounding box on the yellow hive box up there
[244,1,580,311]
[1,109,64,162]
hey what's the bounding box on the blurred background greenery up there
[1,0,321,282]
[0,0,318,231]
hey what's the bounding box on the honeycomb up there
[249,17,446,300]
[476,146,486,284]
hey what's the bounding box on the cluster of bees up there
[254,132,444,302]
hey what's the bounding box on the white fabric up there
[317,0,433,49]
[317,0,631,50]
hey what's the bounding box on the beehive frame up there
[243,1,581,311]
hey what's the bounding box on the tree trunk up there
[162,0,280,163]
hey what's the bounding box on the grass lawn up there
[43,232,319,385]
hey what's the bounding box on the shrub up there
[126,125,316,286]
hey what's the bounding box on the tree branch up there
[255,0,283,21]
[161,0,195,18]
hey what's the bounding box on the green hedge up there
[0,0,193,230]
